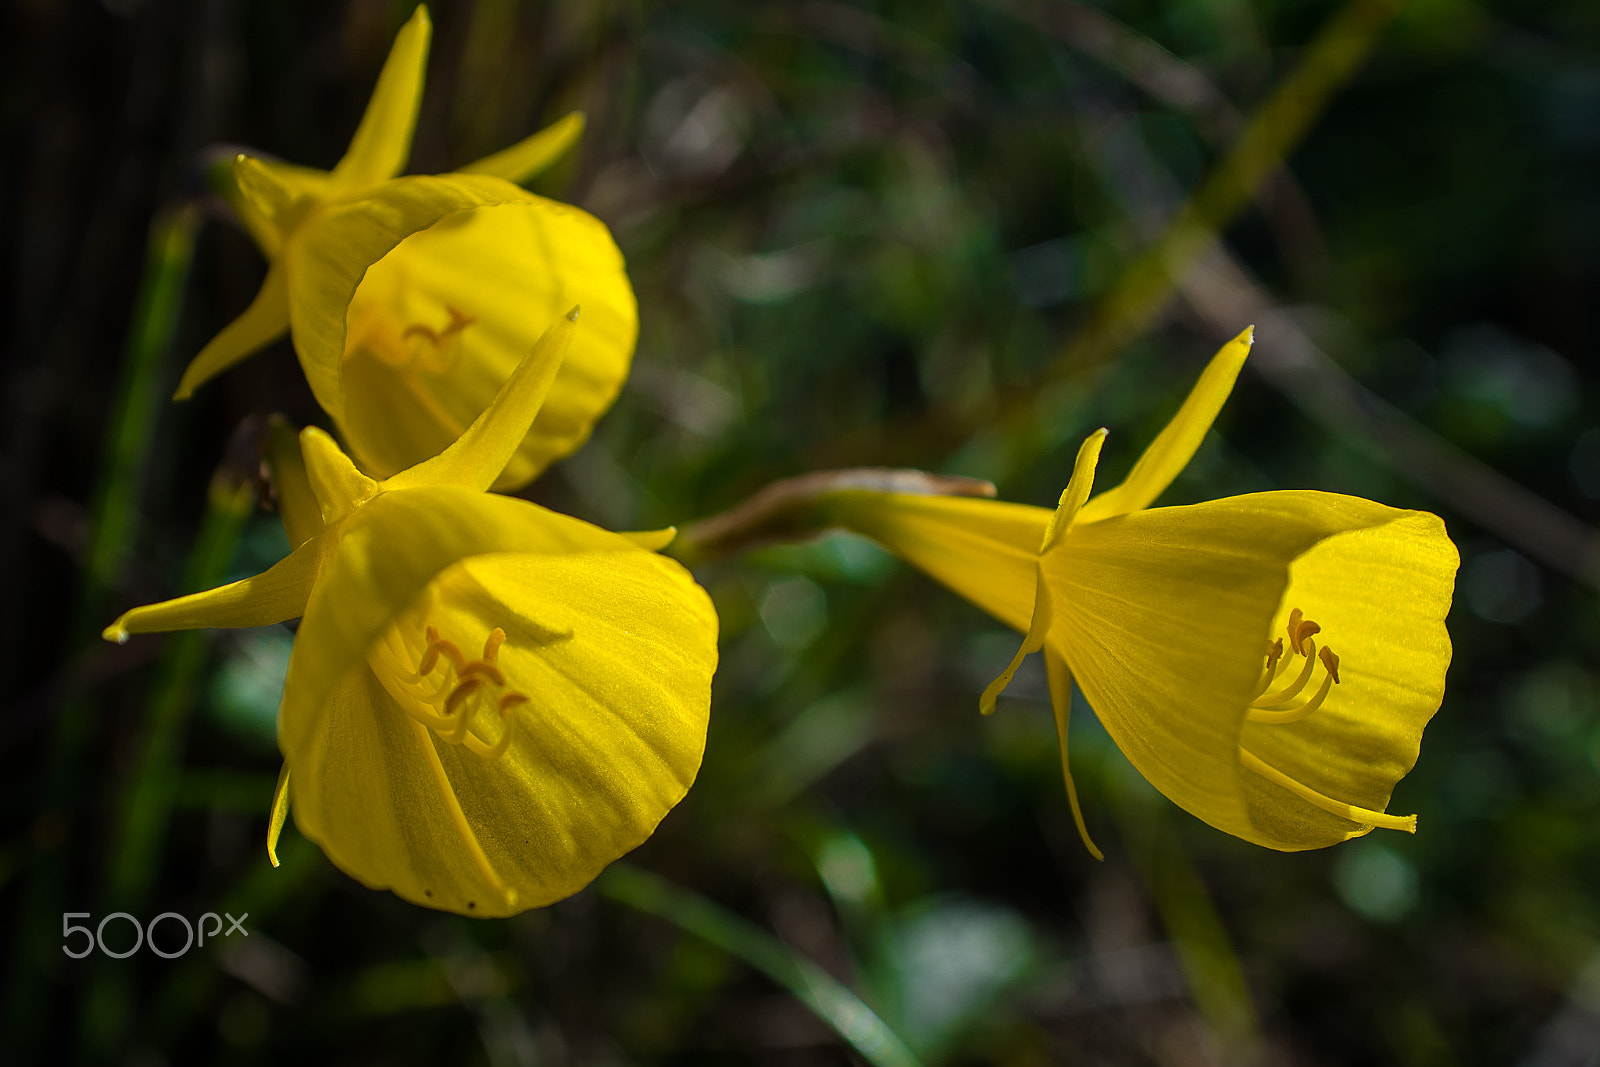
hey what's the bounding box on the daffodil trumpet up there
[824,327,1458,854]
[105,310,719,917]
[178,6,636,490]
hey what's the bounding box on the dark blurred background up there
[3,0,1599,1062]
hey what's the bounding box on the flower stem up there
[668,467,994,567]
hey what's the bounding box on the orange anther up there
[460,661,507,687]
[482,628,507,665]
[498,692,529,716]
[444,678,483,716]
[1290,617,1321,656]
[431,638,467,674]
[402,305,476,347]
[1319,646,1341,685]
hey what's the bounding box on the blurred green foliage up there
[3,0,1600,1062]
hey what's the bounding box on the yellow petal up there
[822,492,1048,634]
[328,6,432,189]
[282,173,533,420]
[299,426,378,526]
[1076,327,1252,525]
[264,416,324,549]
[173,259,288,400]
[1044,491,1454,850]
[331,183,637,487]
[383,309,577,493]
[279,489,717,915]
[102,534,322,643]
[457,111,586,185]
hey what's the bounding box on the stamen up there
[1254,638,1320,707]
[424,627,468,673]
[1253,638,1286,698]
[404,623,531,761]
[1249,609,1342,717]
[402,304,476,347]
[459,661,507,686]
[1248,668,1335,724]
[482,627,506,664]
[1289,616,1320,657]
[444,677,483,717]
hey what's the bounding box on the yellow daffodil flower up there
[178,6,636,489]
[825,327,1458,854]
[105,312,718,916]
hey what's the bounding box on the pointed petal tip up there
[102,622,129,645]
[1239,324,1255,346]
[566,304,581,321]
[409,3,432,28]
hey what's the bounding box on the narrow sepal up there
[1046,648,1104,860]
[383,308,577,493]
[300,427,379,526]
[103,535,321,642]
[329,5,432,188]
[458,111,586,185]
[1077,327,1252,525]
[174,260,288,400]
[267,762,292,868]
[1041,428,1107,553]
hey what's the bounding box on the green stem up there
[596,863,924,1067]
